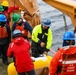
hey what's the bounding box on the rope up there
[62,14,68,32]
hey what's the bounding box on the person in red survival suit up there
[7,30,36,75]
[50,31,76,75]
[1,0,20,26]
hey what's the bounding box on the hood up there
[13,37,24,45]
[60,46,76,55]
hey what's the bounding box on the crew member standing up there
[0,14,11,65]
[12,13,32,40]
[7,30,36,75]
[31,18,53,57]
[50,31,76,75]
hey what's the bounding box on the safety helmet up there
[63,31,75,40]
[12,13,20,22]
[0,14,6,22]
[12,30,22,38]
[41,18,51,27]
[1,0,9,7]
[0,5,4,12]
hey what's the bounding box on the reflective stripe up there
[11,43,14,48]
[62,60,76,64]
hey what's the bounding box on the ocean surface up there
[37,0,75,52]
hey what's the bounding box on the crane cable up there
[62,14,68,32]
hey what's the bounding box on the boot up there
[2,57,9,65]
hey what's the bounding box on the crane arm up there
[43,0,76,28]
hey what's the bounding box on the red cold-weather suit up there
[7,37,34,73]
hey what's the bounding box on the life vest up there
[15,23,28,36]
[57,53,76,75]
[0,26,8,38]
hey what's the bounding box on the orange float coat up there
[50,46,76,75]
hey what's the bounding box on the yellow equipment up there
[7,55,52,75]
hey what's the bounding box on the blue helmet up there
[63,31,75,40]
[41,18,51,27]
[12,30,22,38]
[0,14,6,22]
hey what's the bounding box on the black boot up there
[2,57,9,65]
[3,61,9,65]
